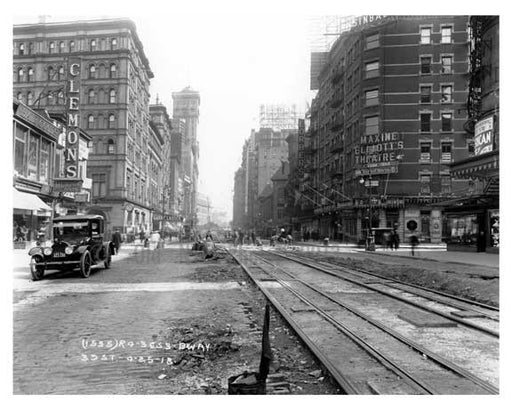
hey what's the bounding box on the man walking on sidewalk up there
[409,235,419,256]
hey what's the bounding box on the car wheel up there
[30,255,45,281]
[104,246,111,269]
[80,250,92,278]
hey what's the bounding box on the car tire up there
[30,255,45,281]
[80,250,92,278]
[104,246,111,269]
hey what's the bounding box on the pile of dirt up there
[191,263,248,282]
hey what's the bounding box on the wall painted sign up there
[474,116,494,156]
[354,132,403,175]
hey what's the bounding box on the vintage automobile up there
[28,215,114,281]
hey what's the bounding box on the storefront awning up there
[450,150,499,179]
[13,188,52,212]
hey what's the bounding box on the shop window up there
[441,26,452,43]
[441,112,453,131]
[420,85,432,103]
[27,133,38,179]
[39,139,50,183]
[420,141,431,161]
[441,55,453,74]
[420,113,431,132]
[365,89,379,106]
[441,85,453,103]
[441,141,452,161]
[446,214,478,245]
[420,56,432,74]
[420,27,431,44]
[14,127,27,176]
[364,115,379,135]
[365,61,379,78]
[365,33,379,49]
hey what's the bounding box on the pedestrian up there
[477,231,486,252]
[382,231,391,250]
[139,229,145,244]
[392,230,399,250]
[239,230,245,246]
[251,230,256,245]
[409,235,419,256]
[112,229,122,254]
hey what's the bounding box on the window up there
[441,56,453,74]
[57,90,64,104]
[441,142,452,161]
[365,33,379,49]
[58,66,64,80]
[59,41,65,53]
[420,27,431,44]
[441,175,452,194]
[420,56,432,74]
[107,139,115,154]
[69,40,75,52]
[47,66,54,81]
[108,114,116,128]
[88,114,95,129]
[110,63,116,78]
[420,142,432,161]
[14,127,27,175]
[441,26,452,43]
[17,67,24,82]
[420,86,432,103]
[441,112,453,131]
[92,173,107,198]
[111,38,117,50]
[27,67,34,82]
[39,139,50,183]
[90,39,97,51]
[89,64,96,79]
[109,89,117,104]
[19,43,25,55]
[365,116,379,135]
[28,43,34,55]
[365,61,379,78]
[419,174,431,194]
[27,133,38,178]
[420,113,431,132]
[441,85,453,103]
[365,89,379,106]
[27,91,33,105]
[49,41,55,53]
[88,89,96,104]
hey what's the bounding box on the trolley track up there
[229,248,499,395]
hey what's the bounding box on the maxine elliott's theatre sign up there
[354,132,404,176]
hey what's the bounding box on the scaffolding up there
[258,104,303,131]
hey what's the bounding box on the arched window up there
[47,66,54,81]
[98,89,105,104]
[58,66,64,80]
[110,63,117,78]
[88,89,96,104]
[27,67,34,82]
[16,67,24,82]
[107,139,115,154]
[49,41,55,54]
[69,40,75,52]
[59,41,65,53]
[27,92,33,105]
[98,64,106,79]
[88,114,95,129]
[57,90,64,104]
[109,89,116,104]
[19,43,25,55]
[28,43,34,55]
[89,64,96,79]
[108,114,116,128]
[111,38,117,50]
[90,39,97,51]
[17,92,23,102]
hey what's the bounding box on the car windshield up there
[54,221,89,245]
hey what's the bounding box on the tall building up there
[13,18,156,235]
[172,87,200,234]
[302,15,472,244]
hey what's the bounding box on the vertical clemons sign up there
[54,59,83,193]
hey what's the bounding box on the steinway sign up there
[354,132,403,176]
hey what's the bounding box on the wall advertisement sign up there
[297,118,305,178]
[355,132,403,175]
[474,116,494,156]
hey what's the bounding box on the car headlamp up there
[43,247,52,256]
[65,246,73,255]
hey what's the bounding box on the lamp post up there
[359,173,376,251]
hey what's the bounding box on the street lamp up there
[359,173,376,251]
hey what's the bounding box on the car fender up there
[104,241,114,255]
[75,245,90,255]
[28,247,43,257]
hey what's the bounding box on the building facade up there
[301,15,472,244]
[13,18,157,236]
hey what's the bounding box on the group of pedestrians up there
[382,230,400,250]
